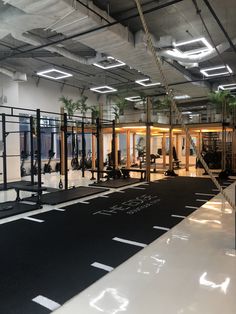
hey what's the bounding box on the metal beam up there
[0,50,96,59]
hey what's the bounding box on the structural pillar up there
[146,97,151,182]
[132,132,136,164]
[186,129,190,171]
[126,130,131,168]
[162,133,166,168]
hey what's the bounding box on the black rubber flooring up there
[0,202,39,219]
[0,176,232,314]
[0,181,59,192]
[24,186,108,205]
[89,177,141,188]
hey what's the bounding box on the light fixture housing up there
[125,96,143,102]
[90,85,117,94]
[218,83,236,91]
[174,95,191,100]
[200,65,233,77]
[93,56,126,69]
[174,37,213,56]
[135,78,161,87]
[36,69,73,80]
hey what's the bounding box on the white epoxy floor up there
[0,167,235,314]
[51,177,236,314]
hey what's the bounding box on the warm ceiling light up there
[93,56,126,69]
[174,95,191,100]
[200,65,233,77]
[135,78,161,87]
[125,96,143,102]
[36,69,73,80]
[174,37,213,56]
[90,86,117,94]
[218,83,236,91]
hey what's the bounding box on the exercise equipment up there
[31,150,38,175]
[44,149,55,173]
[20,131,28,177]
[20,150,28,177]
[71,127,79,170]
[44,132,55,173]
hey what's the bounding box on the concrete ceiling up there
[0,0,235,102]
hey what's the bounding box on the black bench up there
[173,160,181,169]
[121,168,146,181]
[11,183,47,206]
[89,169,112,180]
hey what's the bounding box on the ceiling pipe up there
[0,66,27,81]
[1,0,184,59]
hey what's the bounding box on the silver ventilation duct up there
[0,66,27,81]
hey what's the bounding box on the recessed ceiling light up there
[174,95,191,100]
[125,96,143,102]
[90,85,117,94]
[218,83,236,91]
[135,78,161,87]
[93,56,126,69]
[174,37,213,56]
[36,69,73,80]
[200,65,233,77]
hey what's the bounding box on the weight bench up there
[89,169,112,180]
[120,168,146,181]
[11,183,47,206]
[173,160,181,169]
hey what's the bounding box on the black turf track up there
[89,177,140,188]
[0,176,232,314]
[24,186,108,205]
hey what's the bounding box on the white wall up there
[0,74,106,182]
[0,74,20,181]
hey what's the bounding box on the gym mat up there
[89,177,141,188]
[0,176,231,314]
[0,202,39,219]
[0,180,32,191]
[24,186,108,205]
[0,181,58,192]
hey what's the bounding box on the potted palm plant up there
[91,105,100,124]
[208,90,236,177]
[77,95,89,120]
[59,96,79,119]
[112,96,128,122]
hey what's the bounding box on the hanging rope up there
[134,0,235,211]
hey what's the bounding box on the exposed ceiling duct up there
[0,66,27,81]
[11,32,102,66]
[0,0,225,96]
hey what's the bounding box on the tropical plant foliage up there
[208,90,236,115]
[112,95,128,120]
[59,96,79,117]
[91,105,100,120]
[77,95,89,115]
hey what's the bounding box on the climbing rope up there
[134,0,235,211]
